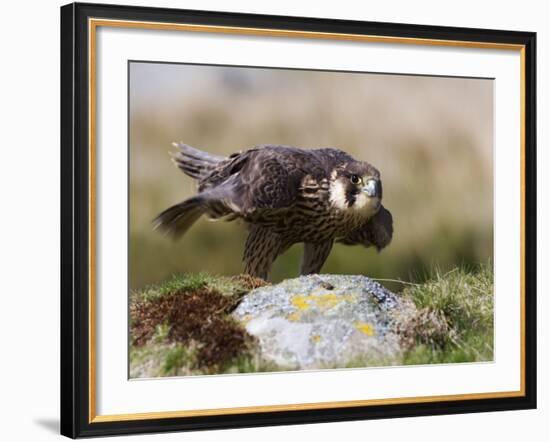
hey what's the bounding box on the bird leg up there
[301,240,333,275]
[243,226,285,280]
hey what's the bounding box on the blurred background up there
[129,62,493,291]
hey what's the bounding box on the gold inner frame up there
[87,18,527,424]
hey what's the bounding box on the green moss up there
[132,272,267,302]
[134,272,214,302]
[162,344,196,376]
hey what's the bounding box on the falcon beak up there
[362,178,380,197]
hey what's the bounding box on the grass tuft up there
[400,263,493,364]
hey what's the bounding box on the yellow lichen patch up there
[316,293,354,310]
[310,334,322,343]
[291,293,355,311]
[286,311,302,322]
[354,321,375,336]
[291,295,311,311]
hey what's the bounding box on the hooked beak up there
[362,178,380,197]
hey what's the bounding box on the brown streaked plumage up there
[154,143,393,279]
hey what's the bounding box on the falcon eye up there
[350,175,361,184]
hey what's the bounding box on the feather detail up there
[153,196,205,239]
[171,143,226,180]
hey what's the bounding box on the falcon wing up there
[232,149,305,215]
[338,205,393,251]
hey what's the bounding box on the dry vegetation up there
[129,274,278,377]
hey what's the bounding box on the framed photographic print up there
[60,2,537,438]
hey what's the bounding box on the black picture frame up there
[61,2,537,438]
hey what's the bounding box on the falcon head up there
[329,162,382,216]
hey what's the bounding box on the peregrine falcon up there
[154,144,393,279]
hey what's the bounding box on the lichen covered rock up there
[232,274,406,369]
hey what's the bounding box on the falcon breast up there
[154,144,393,279]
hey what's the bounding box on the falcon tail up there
[170,143,225,180]
[153,196,205,239]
